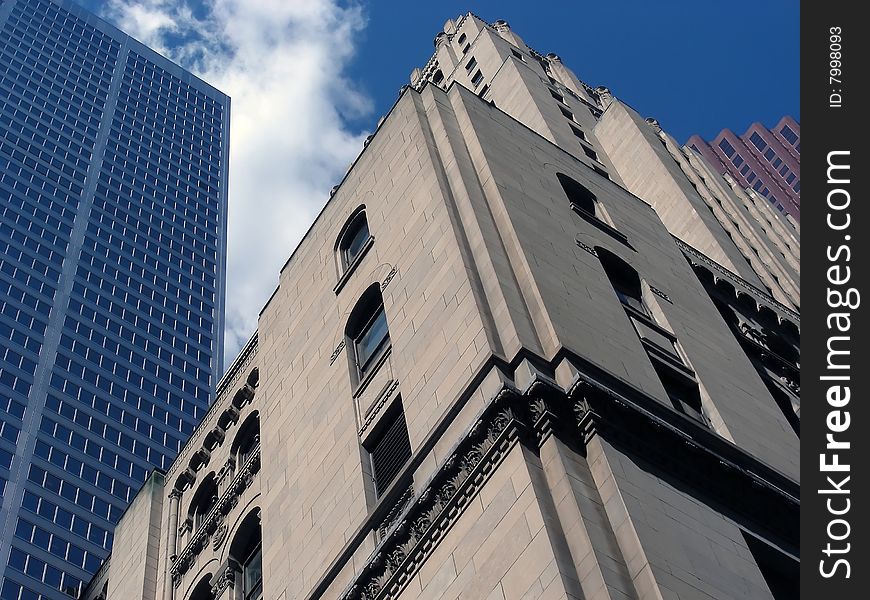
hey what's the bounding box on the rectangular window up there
[761,187,769,197]
[747,172,757,183]
[779,164,789,176]
[356,307,389,375]
[780,124,798,145]
[511,48,525,62]
[718,138,736,157]
[583,145,599,161]
[465,57,477,72]
[753,180,763,191]
[368,405,412,497]
[749,132,767,151]
[772,157,782,168]
[741,531,799,600]
[558,105,574,121]
[740,164,751,176]
[470,69,484,87]
[793,180,800,192]
[786,173,796,184]
[764,148,776,161]
[731,154,744,167]
[570,124,586,141]
[650,359,707,426]
[549,88,565,103]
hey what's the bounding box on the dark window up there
[741,532,799,600]
[592,165,610,180]
[471,70,484,87]
[462,43,471,55]
[753,180,763,191]
[749,132,767,151]
[189,474,218,531]
[558,105,574,121]
[233,412,260,466]
[457,33,467,46]
[583,145,599,162]
[740,164,751,176]
[764,148,776,161]
[347,286,391,383]
[549,88,565,103]
[731,154,744,167]
[243,543,263,600]
[338,212,370,271]
[793,180,800,192]
[597,248,646,315]
[229,510,263,600]
[367,405,412,496]
[718,138,735,157]
[786,173,795,184]
[779,124,798,145]
[570,124,586,141]
[511,48,525,62]
[557,173,596,216]
[465,57,477,72]
[432,70,444,85]
[651,360,707,426]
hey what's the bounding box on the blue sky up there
[341,0,800,142]
[85,0,799,364]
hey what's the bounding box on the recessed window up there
[582,145,599,162]
[778,164,789,176]
[471,69,484,87]
[457,33,467,46]
[549,88,565,103]
[465,57,477,72]
[558,105,574,121]
[432,69,444,85]
[592,165,610,180]
[559,172,598,217]
[243,543,263,600]
[188,473,218,531]
[650,360,708,426]
[347,285,391,384]
[793,180,800,192]
[747,172,757,183]
[742,531,799,599]
[753,180,763,191]
[731,154,744,167]
[718,138,736,157]
[772,157,782,168]
[570,124,586,141]
[511,48,525,62]
[232,412,260,467]
[764,148,776,161]
[366,403,412,497]
[462,43,471,55]
[740,164,751,176]
[786,173,795,184]
[779,124,798,145]
[337,210,371,274]
[597,248,647,316]
[749,132,767,151]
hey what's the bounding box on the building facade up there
[0,0,229,598]
[84,14,798,600]
[687,117,800,221]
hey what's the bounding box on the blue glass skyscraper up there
[0,0,229,597]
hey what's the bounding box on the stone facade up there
[82,13,799,600]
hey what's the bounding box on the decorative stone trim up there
[335,364,799,600]
[171,445,261,585]
[674,236,799,323]
[330,340,346,365]
[343,401,519,600]
[576,240,597,257]
[381,267,398,291]
[359,379,400,437]
[649,286,672,303]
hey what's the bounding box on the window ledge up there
[353,346,392,399]
[571,204,632,248]
[334,236,375,295]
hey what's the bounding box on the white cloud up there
[103,0,372,367]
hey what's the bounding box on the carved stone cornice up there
[171,445,261,585]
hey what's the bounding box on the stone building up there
[81,13,799,600]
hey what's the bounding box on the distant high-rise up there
[687,117,800,220]
[0,0,229,598]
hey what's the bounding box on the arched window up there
[336,209,371,273]
[232,411,260,467]
[188,473,218,531]
[597,248,647,315]
[346,285,391,384]
[189,574,214,600]
[558,173,597,217]
[188,574,214,600]
[229,510,263,600]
